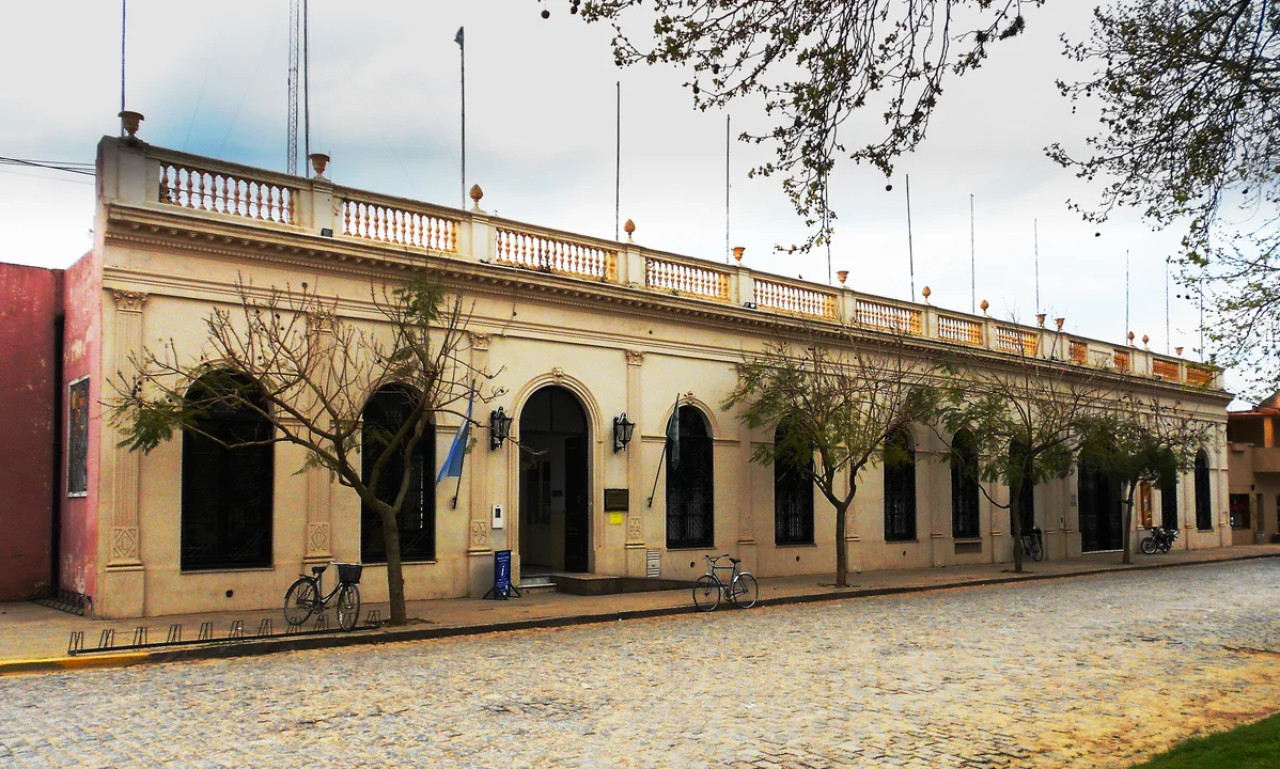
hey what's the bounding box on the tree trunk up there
[1121,481,1137,565]
[379,507,408,626]
[833,478,859,588]
[1009,481,1025,574]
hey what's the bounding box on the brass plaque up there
[603,488,629,512]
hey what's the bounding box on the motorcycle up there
[1139,526,1179,554]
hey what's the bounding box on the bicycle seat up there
[729,557,741,565]
[311,565,326,576]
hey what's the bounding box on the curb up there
[3,552,1275,676]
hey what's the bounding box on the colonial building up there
[1227,394,1280,545]
[32,131,1231,617]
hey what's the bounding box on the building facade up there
[48,134,1233,618]
[1227,394,1280,545]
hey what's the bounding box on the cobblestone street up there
[4,560,1280,768]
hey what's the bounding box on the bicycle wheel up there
[731,574,759,609]
[336,584,361,631]
[1030,539,1045,562]
[283,578,318,626]
[692,575,720,612]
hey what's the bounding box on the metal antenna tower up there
[286,0,300,175]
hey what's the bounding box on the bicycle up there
[283,562,363,631]
[692,554,758,612]
[1020,526,1045,562]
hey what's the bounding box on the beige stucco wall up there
[81,136,1234,618]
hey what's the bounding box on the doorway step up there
[550,574,694,596]
[515,574,558,594]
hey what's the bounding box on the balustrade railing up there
[494,228,615,281]
[1069,340,1088,364]
[1152,359,1180,380]
[1186,365,1212,387]
[342,198,458,252]
[855,299,922,335]
[159,162,296,225]
[1113,350,1131,372]
[754,279,836,318]
[995,325,1039,356]
[937,315,983,346]
[645,257,730,300]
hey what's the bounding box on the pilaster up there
[466,331,494,596]
[624,349,646,576]
[104,290,147,618]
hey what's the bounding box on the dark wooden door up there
[564,435,590,572]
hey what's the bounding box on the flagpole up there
[725,113,731,264]
[120,0,127,124]
[615,80,621,241]
[456,27,466,209]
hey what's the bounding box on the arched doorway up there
[519,386,591,573]
[1079,454,1123,551]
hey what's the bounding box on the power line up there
[0,157,95,176]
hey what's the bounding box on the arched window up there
[666,405,714,549]
[362,385,435,563]
[1009,438,1035,534]
[951,428,980,539]
[884,428,917,541]
[181,371,274,571]
[1194,449,1212,530]
[774,424,814,546]
[1078,451,1123,551]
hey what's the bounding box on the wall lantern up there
[490,407,513,450]
[613,413,636,453]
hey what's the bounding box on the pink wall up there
[59,251,101,599]
[0,263,62,600]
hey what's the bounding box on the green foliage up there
[1053,0,1280,394]
[582,0,1040,251]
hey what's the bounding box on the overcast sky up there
[1,1,1232,395]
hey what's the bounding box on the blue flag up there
[436,390,474,484]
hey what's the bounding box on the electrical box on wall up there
[492,504,505,529]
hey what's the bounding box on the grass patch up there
[1130,712,1280,768]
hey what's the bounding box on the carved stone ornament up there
[111,526,140,561]
[308,311,335,334]
[551,367,566,382]
[625,349,645,366]
[307,522,331,555]
[469,332,491,351]
[471,520,489,548]
[627,516,643,542]
[112,291,148,313]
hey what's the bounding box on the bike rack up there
[66,610,388,656]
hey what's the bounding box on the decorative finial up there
[118,110,144,143]
[1175,346,1183,356]
[1055,317,1065,330]
[1036,313,1046,328]
[980,299,989,316]
[1142,334,1150,349]
[837,270,848,286]
[1127,331,1136,346]
[309,153,330,180]
[732,246,745,263]
[469,184,484,211]
[624,218,635,243]
[921,286,931,303]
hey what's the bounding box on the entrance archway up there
[1079,455,1123,551]
[518,386,591,573]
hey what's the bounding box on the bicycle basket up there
[336,563,363,584]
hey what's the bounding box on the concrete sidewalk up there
[4,545,1278,676]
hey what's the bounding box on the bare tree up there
[580,0,1040,251]
[940,353,1109,573]
[1077,395,1211,564]
[723,334,938,587]
[109,276,498,626]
